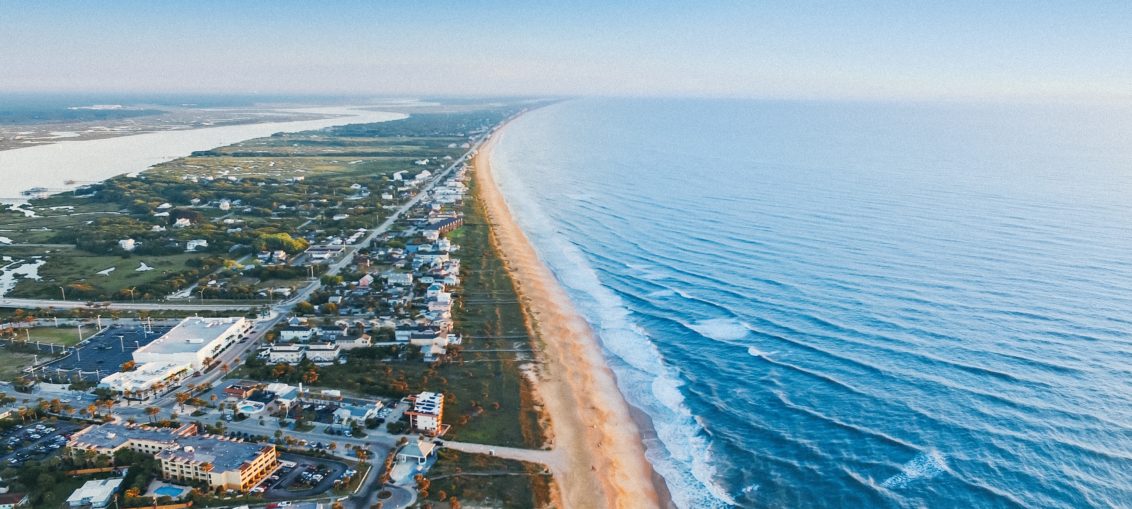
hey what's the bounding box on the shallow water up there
[491,98,1132,508]
[0,106,405,197]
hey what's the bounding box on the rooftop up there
[412,391,443,415]
[69,423,272,473]
[99,362,191,390]
[66,478,123,505]
[136,317,246,355]
[155,435,273,471]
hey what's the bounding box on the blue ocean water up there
[489,99,1132,508]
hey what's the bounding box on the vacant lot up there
[423,448,555,508]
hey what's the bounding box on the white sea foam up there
[689,317,752,341]
[881,450,948,489]
[493,142,737,508]
[747,346,771,358]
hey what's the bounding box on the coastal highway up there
[0,298,253,311]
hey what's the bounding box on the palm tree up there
[145,406,160,423]
[175,392,191,412]
[86,403,98,419]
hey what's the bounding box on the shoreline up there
[473,118,664,508]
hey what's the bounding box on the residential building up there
[305,343,340,364]
[268,344,303,365]
[332,401,382,426]
[334,333,372,350]
[66,479,122,509]
[279,326,314,342]
[0,493,28,509]
[407,391,444,435]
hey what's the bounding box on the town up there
[0,102,555,509]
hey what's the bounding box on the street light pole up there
[59,286,66,301]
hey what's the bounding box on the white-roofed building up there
[132,317,250,370]
[98,362,191,401]
[66,478,123,509]
[407,391,444,435]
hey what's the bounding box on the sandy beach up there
[473,122,662,508]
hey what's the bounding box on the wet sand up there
[473,123,662,508]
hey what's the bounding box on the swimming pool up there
[154,486,184,498]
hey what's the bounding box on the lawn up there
[0,350,37,381]
[9,251,203,300]
[23,327,83,346]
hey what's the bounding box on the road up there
[0,298,254,311]
[278,133,487,309]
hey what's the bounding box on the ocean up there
[489,99,1132,508]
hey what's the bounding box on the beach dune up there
[474,124,662,508]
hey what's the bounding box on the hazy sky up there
[2,0,1130,101]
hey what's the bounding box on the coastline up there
[473,119,663,508]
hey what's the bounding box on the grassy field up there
[7,249,204,300]
[12,327,83,346]
[0,350,36,381]
[422,449,555,509]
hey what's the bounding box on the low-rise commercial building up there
[98,362,191,401]
[133,317,250,370]
[67,423,277,492]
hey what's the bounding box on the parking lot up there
[0,419,83,466]
[42,325,170,381]
[258,453,350,500]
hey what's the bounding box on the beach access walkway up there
[440,440,565,471]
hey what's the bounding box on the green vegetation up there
[422,449,555,509]
[20,326,83,346]
[0,350,37,381]
[236,181,546,448]
[1,106,525,302]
